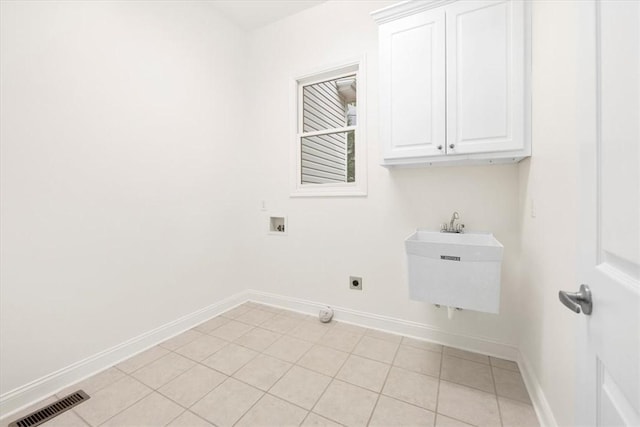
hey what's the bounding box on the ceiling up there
[210,0,327,31]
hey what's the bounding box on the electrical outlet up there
[350,276,362,290]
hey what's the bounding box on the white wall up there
[0,1,251,394]
[247,1,523,349]
[518,1,580,425]
[1,2,582,425]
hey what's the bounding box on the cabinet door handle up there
[449,144,455,149]
[437,145,443,150]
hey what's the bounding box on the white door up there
[445,0,524,155]
[573,1,640,425]
[378,8,446,159]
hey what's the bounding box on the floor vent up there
[8,390,90,427]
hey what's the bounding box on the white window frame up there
[290,57,367,197]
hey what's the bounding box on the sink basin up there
[405,230,504,314]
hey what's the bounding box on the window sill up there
[290,185,367,198]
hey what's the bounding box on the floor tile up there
[243,302,263,310]
[260,314,300,334]
[202,343,258,375]
[101,392,182,427]
[174,334,227,361]
[402,337,443,353]
[320,327,362,352]
[235,394,308,427]
[233,354,291,391]
[57,367,125,397]
[332,321,368,335]
[434,414,474,427]
[365,328,403,343]
[235,308,276,326]
[394,345,441,377]
[41,410,88,427]
[194,316,229,334]
[74,376,151,426]
[301,412,342,426]
[117,346,169,374]
[158,364,227,408]
[297,345,349,377]
[499,396,539,427]
[190,378,263,427]
[441,355,494,393]
[252,303,285,314]
[221,304,253,319]
[313,380,378,427]
[264,335,313,363]
[280,310,314,321]
[270,366,332,409]
[131,352,195,389]
[352,335,399,364]
[160,329,205,351]
[209,320,254,341]
[233,327,281,352]
[335,354,390,392]
[382,367,438,411]
[288,319,333,342]
[490,356,519,372]
[493,366,531,403]
[443,347,490,365]
[167,411,214,427]
[437,381,500,427]
[369,395,435,427]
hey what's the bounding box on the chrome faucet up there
[449,212,459,230]
[441,211,465,233]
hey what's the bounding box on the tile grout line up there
[263,327,338,426]
[437,352,529,398]
[364,334,403,426]
[164,408,190,427]
[55,366,131,427]
[160,308,301,422]
[230,321,336,427]
[491,362,505,427]
[93,381,154,427]
[177,309,339,425]
[303,326,367,426]
[433,341,445,424]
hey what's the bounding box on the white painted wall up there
[0,1,251,394]
[247,1,523,349]
[1,2,583,425]
[517,2,580,425]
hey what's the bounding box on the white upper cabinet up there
[373,0,530,167]
[379,8,446,160]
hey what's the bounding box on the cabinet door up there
[379,8,446,159]
[446,0,524,154]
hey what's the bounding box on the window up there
[291,60,367,197]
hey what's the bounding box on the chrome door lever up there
[559,284,593,315]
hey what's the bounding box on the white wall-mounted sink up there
[405,230,504,314]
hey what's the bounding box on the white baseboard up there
[518,350,558,427]
[0,290,249,420]
[246,290,520,361]
[2,288,552,426]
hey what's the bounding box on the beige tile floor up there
[3,303,540,427]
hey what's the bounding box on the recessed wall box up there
[269,216,287,235]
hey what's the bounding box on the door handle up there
[558,284,593,315]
